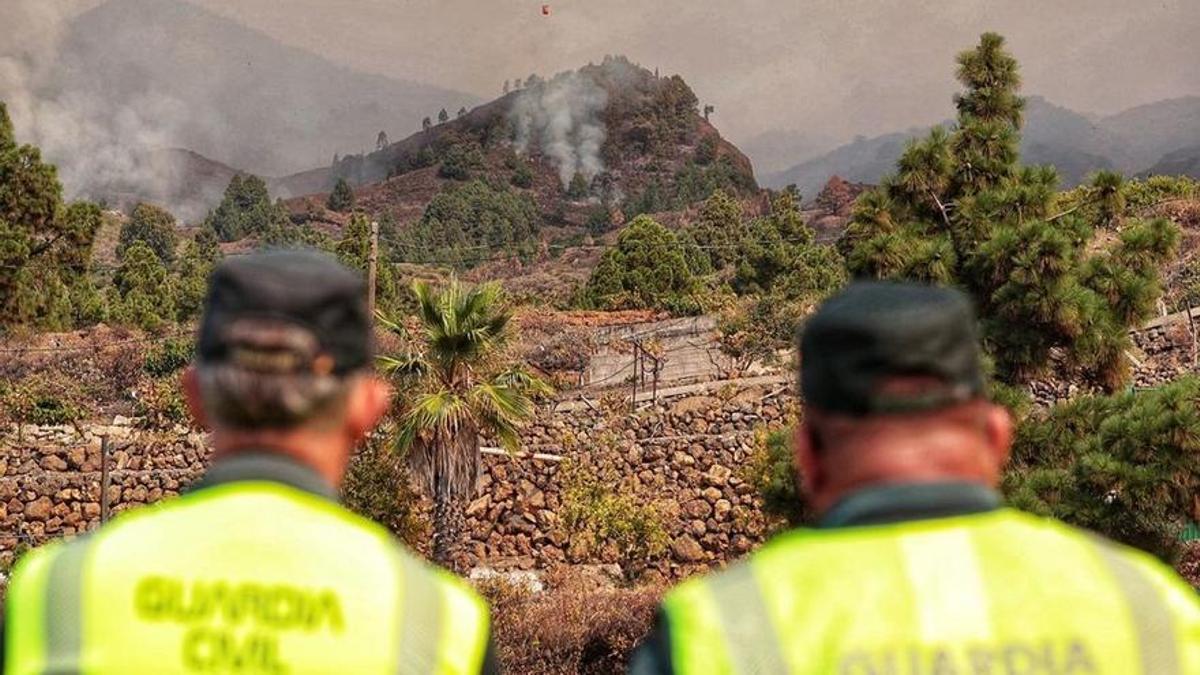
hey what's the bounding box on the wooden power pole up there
[367,220,379,318]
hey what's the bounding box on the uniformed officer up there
[629,281,1200,674]
[3,250,499,674]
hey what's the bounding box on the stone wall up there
[1,381,793,586]
[0,420,211,573]
[457,385,792,579]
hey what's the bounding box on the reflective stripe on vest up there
[664,509,1199,675]
[1090,537,1181,675]
[396,551,444,673]
[708,563,787,673]
[4,483,489,675]
[44,536,91,675]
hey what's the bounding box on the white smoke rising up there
[0,0,205,217]
[510,71,608,186]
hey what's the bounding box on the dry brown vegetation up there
[482,567,663,674]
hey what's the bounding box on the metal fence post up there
[100,434,111,524]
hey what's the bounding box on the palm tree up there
[379,279,551,568]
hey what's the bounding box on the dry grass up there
[482,567,664,675]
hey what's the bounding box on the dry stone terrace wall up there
[0,421,211,572]
[458,387,792,578]
[1,383,794,587]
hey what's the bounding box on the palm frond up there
[377,352,430,380]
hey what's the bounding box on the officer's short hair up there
[195,323,352,430]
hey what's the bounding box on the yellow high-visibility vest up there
[5,481,490,675]
[663,509,1200,674]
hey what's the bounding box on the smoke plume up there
[0,1,210,217]
[510,70,608,186]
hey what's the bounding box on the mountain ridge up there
[763,95,1200,195]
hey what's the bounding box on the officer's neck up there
[209,426,350,489]
[811,433,1000,515]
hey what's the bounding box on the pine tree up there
[326,178,356,213]
[204,174,288,242]
[584,215,704,312]
[510,160,534,189]
[114,240,174,330]
[1005,376,1200,560]
[688,189,746,269]
[336,213,399,313]
[174,229,220,321]
[438,108,449,124]
[422,117,432,132]
[0,102,102,330]
[457,107,468,119]
[119,203,178,264]
[842,33,1178,388]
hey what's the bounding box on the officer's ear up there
[980,402,1013,480]
[343,375,392,443]
[181,366,210,430]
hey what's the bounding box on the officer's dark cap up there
[198,250,371,376]
[799,281,985,415]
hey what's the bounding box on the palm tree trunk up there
[432,482,467,571]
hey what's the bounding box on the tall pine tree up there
[0,102,103,331]
[842,33,1178,389]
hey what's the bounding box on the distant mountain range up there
[52,0,478,178]
[763,95,1200,197]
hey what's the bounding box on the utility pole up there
[367,220,379,319]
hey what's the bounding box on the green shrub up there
[143,337,194,377]
[342,436,426,547]
[743,428,812,529]
[560,459,669,570]
[511,161,534,188]
[1,374,83,426]
[343,429,427,547]
[133,377,190,429]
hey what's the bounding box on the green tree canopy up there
[733,191,845,299]
[584,215,705,313]
[1005,377,1200,560]
[326,178,356,213]
[688,189,746,269]
[566,172,590,200]
[119,203,178,264]
[334,213,401,314]
[204,174,289,242]
[113,240,175,330]
[174,229,221,321]
[841,33,1178,388]
[399,180,540,265]
[0,102,103,331]
[438,143,484,181]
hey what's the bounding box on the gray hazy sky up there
[56,0,1200,147]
